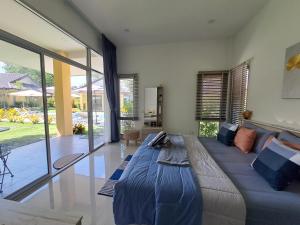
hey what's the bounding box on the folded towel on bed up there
[157,135,190,166]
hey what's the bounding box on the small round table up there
[123,130,140,146]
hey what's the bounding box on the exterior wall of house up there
[53,58,73,136]
[231,0,300,130]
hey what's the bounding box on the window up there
[196,71,229,137]
[230,62,250,125]
[0,0,107,198]
[0,39,49,197]
[119,74,139,134]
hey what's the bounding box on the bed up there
[200,137,300,225]
[113,134,246,225]
[113,128,300,225]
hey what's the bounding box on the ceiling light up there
[208,19,216,24]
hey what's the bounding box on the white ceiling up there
[0,1,104,74]
[0,0,85,53]
[70,0,269,46]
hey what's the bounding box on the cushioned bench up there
[199,137,300,225]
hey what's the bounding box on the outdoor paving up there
[0,135,104,198]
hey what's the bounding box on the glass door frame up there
[0,28,104,200]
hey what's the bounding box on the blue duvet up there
[113,134,202,225]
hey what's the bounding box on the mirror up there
[144,87,163,127]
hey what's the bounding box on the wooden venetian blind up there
[119,74,139,120]
[195,71,229,121]
[230,62,249,124]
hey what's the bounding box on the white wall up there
[118,40,231,134]
[232,0,300,129]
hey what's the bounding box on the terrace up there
[0,51,105,198]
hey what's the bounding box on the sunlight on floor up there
[21,141,138,225]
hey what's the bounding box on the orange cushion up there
[262,136,300,152]
[281,141,300,151]
[234,127,257,153]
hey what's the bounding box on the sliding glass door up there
[0,0,107,199]
[0,40,49,198]
[91,71,105,148]
[44,56,89,171]
[91,51,105,149]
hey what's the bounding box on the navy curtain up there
[102,34,120,142]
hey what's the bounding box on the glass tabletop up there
[0,145,11,157]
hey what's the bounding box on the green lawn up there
[0,122,57,150]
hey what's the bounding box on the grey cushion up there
[278,131,300,144]
[243,121,278,153]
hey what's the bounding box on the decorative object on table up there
[144,86,163,127]
[98,155,132,197]
[123,129,140,146]
[0,144,14,193]
[53,153,84,170]
[242,110,253,120]
[282,42,300,98]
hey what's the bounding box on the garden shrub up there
[48,115,54,124]
[14,101,23,108]
[47,98,55,108]
[7,108,19,122]
[15,115,25,123]
[0,109,5,120]
[28,114,40,124]
[27,101,39,107]
[73,123,86,135]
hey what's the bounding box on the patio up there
[0,134,104,198]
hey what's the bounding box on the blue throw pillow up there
[252,138,300,190]
[278,131,300,181]
[278,131,300,145]
[217,123,238,146]
[243,121,278,153]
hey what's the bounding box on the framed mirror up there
[144,87,163,127]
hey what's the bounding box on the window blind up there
[119,74,139,120]
[195,71,229,121]
[230,62,250,124]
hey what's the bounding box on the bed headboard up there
[244,120,300,137]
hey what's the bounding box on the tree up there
[121,99,133,114]
[199,121,219,137]
[3,63,54,86]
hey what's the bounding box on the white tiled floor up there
[20,141,137,225]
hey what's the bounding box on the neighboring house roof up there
[71,78,131,94]
[0,73,38,90]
